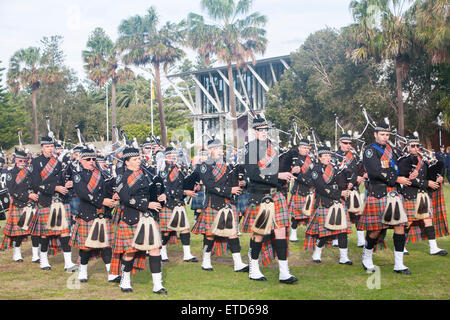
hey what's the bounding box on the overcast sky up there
[0,0,354,84]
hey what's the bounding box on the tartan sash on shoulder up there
[212,161,227,182]
[168,166,179,182]
[40,157,58,180]
[15,167,28,184]
[372,143,399,175]
[87,169,101,192]
[301,156,312,174]
[258,141,277,169]
[415,155,424,173]
[127,169,143,187]
[322,164,334,184]
[340,151,354,168]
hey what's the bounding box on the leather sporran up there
[325,201,347,231]
[348,190,363,213]
[85,215,109,248]
[251,196,277,235]
[168,204,190,232]
[132,212,162,251]
[414,191,431,220]
[17,204,37,231]
[211,204,236,238]
[382,191,407,225]
[47,199,68,231]
[302,191,315,216]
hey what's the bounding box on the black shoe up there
[279,276,298,284]
[357,244,364,248]
[65,265,79,272]
[394,268,411,275]
[162,258,169,262]
[108,276,121,283]
[14,259,24,263]
[184,257,198,262]
[153,288,168,295]
[79,278,88,283]
[431,249,448,256]
[339,260,353,265]
[202,267,214,271]
[403,251,410,255]
[32,259,40,263]
[250,276,267,281]
[235,265,249,272]
[362,263,375,273]
[313,259,321,263]
[41,266,51,271]
[289,239,299,243]
[120,287,133,293]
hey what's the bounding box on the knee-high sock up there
[337,233,348,249]
[203,237,214,253]
[250,238,263,260]
[59,236,71,253]
[101,247,112,265]
[365,233,378,250]
[180,232,190,246]
[79,249,90,265]
[40,237,49,252]
[393,233,405,252]
[149,255,162,273]
[273,239,287,260]
[31,235,40,247]
[228,238,241,254]
[121,258,134,272]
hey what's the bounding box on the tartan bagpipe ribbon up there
[40,157,58,180]
[168,165,180,182]
[127,169,143,187]
[340,151,354,168]
[301,156,312,174]
[322,164,335,184]
[258,141,277,169]
[212,161,227,182]
[15,167,28,184]
[372,143,399,174]
[87,169,101,192]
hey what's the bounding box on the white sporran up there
[47,199,68,231]
[168,204,190,232]
[325,201,347,231]
[382,191,407,225]
[17,204,36,231]
[211,204,237,238]
[348,190,363,213]
[85,215,109,248]
[251,197,277,235]
[302,191,315,217]
[414,191,431,220]
[132,212,162,251]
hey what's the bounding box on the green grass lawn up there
[0,187,449,300]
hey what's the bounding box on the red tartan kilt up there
[2,204,31,237]
[288,193,312,222]
[358,196,391,231]
[431,187,449,238]
[305,204,352,238]
[112,221,140,255]
[30,204,71,236]
[69,217,114,250]
[404,198,434,222]
[159,206,188,233]
[241,192,289,234]
[191,200,238,235]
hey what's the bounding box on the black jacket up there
[398,154,429,200]
[74,168,108,221]
[30,155,65,207]
[7,166,32,208]
[311,163,343,208]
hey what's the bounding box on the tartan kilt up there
[404,198,434,222]
[288,194,312,224]
[431,188,449,238]
[191,200,239,236]
[241,192,290,234]
[159,207,180,245]
[1,204,30,250]
[30,204,71,237]
[69,217,114,251]
[305,204,352,239]
[357,195,400,231]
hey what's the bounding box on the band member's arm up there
[202,171,232,197]
[74,174,104,209]
[363,148,397,186]
[8,170,30,203]
[312,168,341,200]
[118,180,149,212]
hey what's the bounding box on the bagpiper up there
[358,123,412,275]
[70,148,120,283]
[399,136,447,256]
[285,138,315,243]
[241,116,297,284]
[29,136,78,272]
[335,133,366,247]
[1,149,36,262]
[304,145,353,265]
[190,138,249,273]
[158,147,197,263]
[110,147,167,294]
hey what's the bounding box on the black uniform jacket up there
[398,154,429,200]
[7,166,32,208]
[30,155,65,207]
[311,163,343,208]
[74,168,108,221]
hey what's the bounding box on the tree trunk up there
[227,64,238,148]
[111,78,117,144]
[395,59,405,136]
[31,88,38,144]
[154,62,168,147]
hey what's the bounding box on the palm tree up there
[349,0,416,135]
[187,0,267,147]
[117,7,185,147]
[414,0,449,65]
[82,27,134,144]
[7,47,56,144]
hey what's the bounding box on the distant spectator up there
[446,147,450,184]
[436,145,446,176]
